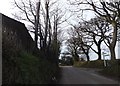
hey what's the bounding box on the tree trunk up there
[34,1,40,49]
[97,45,102,60]
[43,2,49,49]
[81,46,90,61]
[35,32,38,48]
[86,53,90,61]
[110,46,116,60]
[110,22,117,60]
[74,51,79,61]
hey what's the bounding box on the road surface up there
[59,66,119,84]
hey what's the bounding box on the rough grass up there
[18,51,59,84]
[99,60,120,80]
[2,29,60,84]
[74,60,104,68]
[16,51,42,84]
[3,51,59,84]
[74,60,120,80]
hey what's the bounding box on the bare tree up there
[68,0,120,60]
[90,1,119,60]
[68,16,111,61]
[67,37,80,61]
[75,26,91,61]
[13,0,70,48]
[13,0,42,51]
[81,17,110,60]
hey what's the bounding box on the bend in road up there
[59,66,119,84]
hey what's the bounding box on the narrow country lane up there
[58,66,119,84]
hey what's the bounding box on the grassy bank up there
[74,60,104,68]
[74,60,120,80]
[3,51,59,84]
[18,52,59,84]
[99,60,120,80]
[3,32,60,84]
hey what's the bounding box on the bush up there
[73,59,120,79]
[100,60,120,78]
[74,60,104,68]
[3,51,59,84]
[16,52,42,84]
[2,34,59,84]
[2,28,60,84]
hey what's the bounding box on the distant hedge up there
[74,60,104,68]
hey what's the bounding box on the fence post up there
[102,52,107,67]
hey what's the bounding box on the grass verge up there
[74,60,120,81]
[74,60,104,68]
[3,51,59,84]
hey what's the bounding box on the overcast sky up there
[0,0,13,18]
[0,0,119,60]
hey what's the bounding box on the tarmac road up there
[58,66,119,84]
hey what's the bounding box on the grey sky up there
[0,0,119,60]
[0,1,13,18]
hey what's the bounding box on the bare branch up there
[14,0,34,24]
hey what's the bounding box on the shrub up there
[100,60,120,78]
[2,28,60,84]
[74,60,104,68]
[3,50,59,84]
